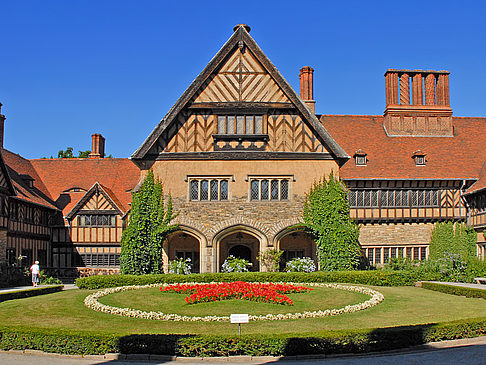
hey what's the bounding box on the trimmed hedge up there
[0,285,64,303]
[0,317,485,356]
[76,271,417,289]
[421,282,486,299]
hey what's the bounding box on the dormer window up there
[20,174,34,188]
[354,149,367,166]
[412,150,426,166]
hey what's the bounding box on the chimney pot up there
[89,133,105,159]
[299,66,316,114]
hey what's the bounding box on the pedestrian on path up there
[30,260,40,287]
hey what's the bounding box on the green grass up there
[99,286,368,316]
[0,286,485,335]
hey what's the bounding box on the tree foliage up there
[120,170,177,274]
[429,222,477,261]
[303,173,361,271]
[57,147,95,158]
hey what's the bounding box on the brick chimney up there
[89,134,105,159]
[299,66,316,114]
[384,69,452,136]
[0,103,5,149]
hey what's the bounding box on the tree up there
[58,147,74,158]
[78,150,91,158]
[303,173,361,270]
[120,170,177,274]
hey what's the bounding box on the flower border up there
[84,282,384,322]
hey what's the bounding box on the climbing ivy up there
[120,170,177,274]
[429,221,477,261]
[303,173,361,271]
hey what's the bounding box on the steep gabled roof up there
[65,182,124,220]
[0,150,16,196]
[132,25,348,160]
[322,115,486,180]
[2,149,58,210]
[30,157,140,216]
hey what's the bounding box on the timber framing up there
[65,182,124,220]
[132,25,349,161]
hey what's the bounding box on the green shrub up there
[429,222,476,261]
[75,270,417,289]
[303,174,361,271]
[1,317,485,356]
[421,282,486,299]
[0,285,64,303]
[120,170,177,275]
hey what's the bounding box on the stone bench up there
[474,277,486,285]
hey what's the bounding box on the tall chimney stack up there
[0,103,5,149]
[89,134,105,159]
[299,66,316,114]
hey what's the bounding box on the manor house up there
[1,24,485,275]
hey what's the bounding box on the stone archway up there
[219,232,259,272]
[164,229,204,273]
[276,229,317,270]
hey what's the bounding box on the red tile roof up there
[321,115,486,180]
[2,149,58,210]
[464,162,486,195]
[30,158,140,216]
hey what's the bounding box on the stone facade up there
[359,223,434,247]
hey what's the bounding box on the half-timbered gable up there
[132,25,347,160]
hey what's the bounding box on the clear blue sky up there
[1,0,485,158]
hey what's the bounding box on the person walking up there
[30,260,40,287]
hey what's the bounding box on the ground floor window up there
[364,245,428,265]
[6,248,16,266]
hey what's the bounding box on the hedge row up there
[0,285,64,303]
[0,317,485,356]
[421,282,486,299]
[75,271,417,289]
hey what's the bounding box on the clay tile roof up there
[30,158,141,216]
[1,149,58,210]
[464,162,486,196]
[321,115,486,181]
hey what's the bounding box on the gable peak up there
[233,24,251,33]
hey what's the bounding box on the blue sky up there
[1,0,485,158]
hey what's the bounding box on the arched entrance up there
[277,230,317,270]
[219,232,259,271]
[164,231,201,273]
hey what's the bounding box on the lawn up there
[99,286,368,316]
[0,285,485,336]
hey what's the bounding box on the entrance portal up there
[219,232,259,271]
[279,231,316,270]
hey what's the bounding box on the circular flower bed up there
[161,281,312,305]
[84,282,384,322]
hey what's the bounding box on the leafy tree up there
[429,221,476,260]
[120,170,177,274]
[78,150,91,158]
[58,147,74,158]
[303,173,361,270]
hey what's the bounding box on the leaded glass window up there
[200,180,209,201]
[271,180,279,200]
[250,178,291,201]
[216,115,264,135]
[210,180,219,200]
[189,178,230,201]
[280,180,289,200]
[220,180,228,200]
[251,180,259,200]
[261,180,269,200]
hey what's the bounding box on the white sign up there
[230,313,249,324]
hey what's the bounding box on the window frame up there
[187,175,233,202]
[247,175,294,202]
